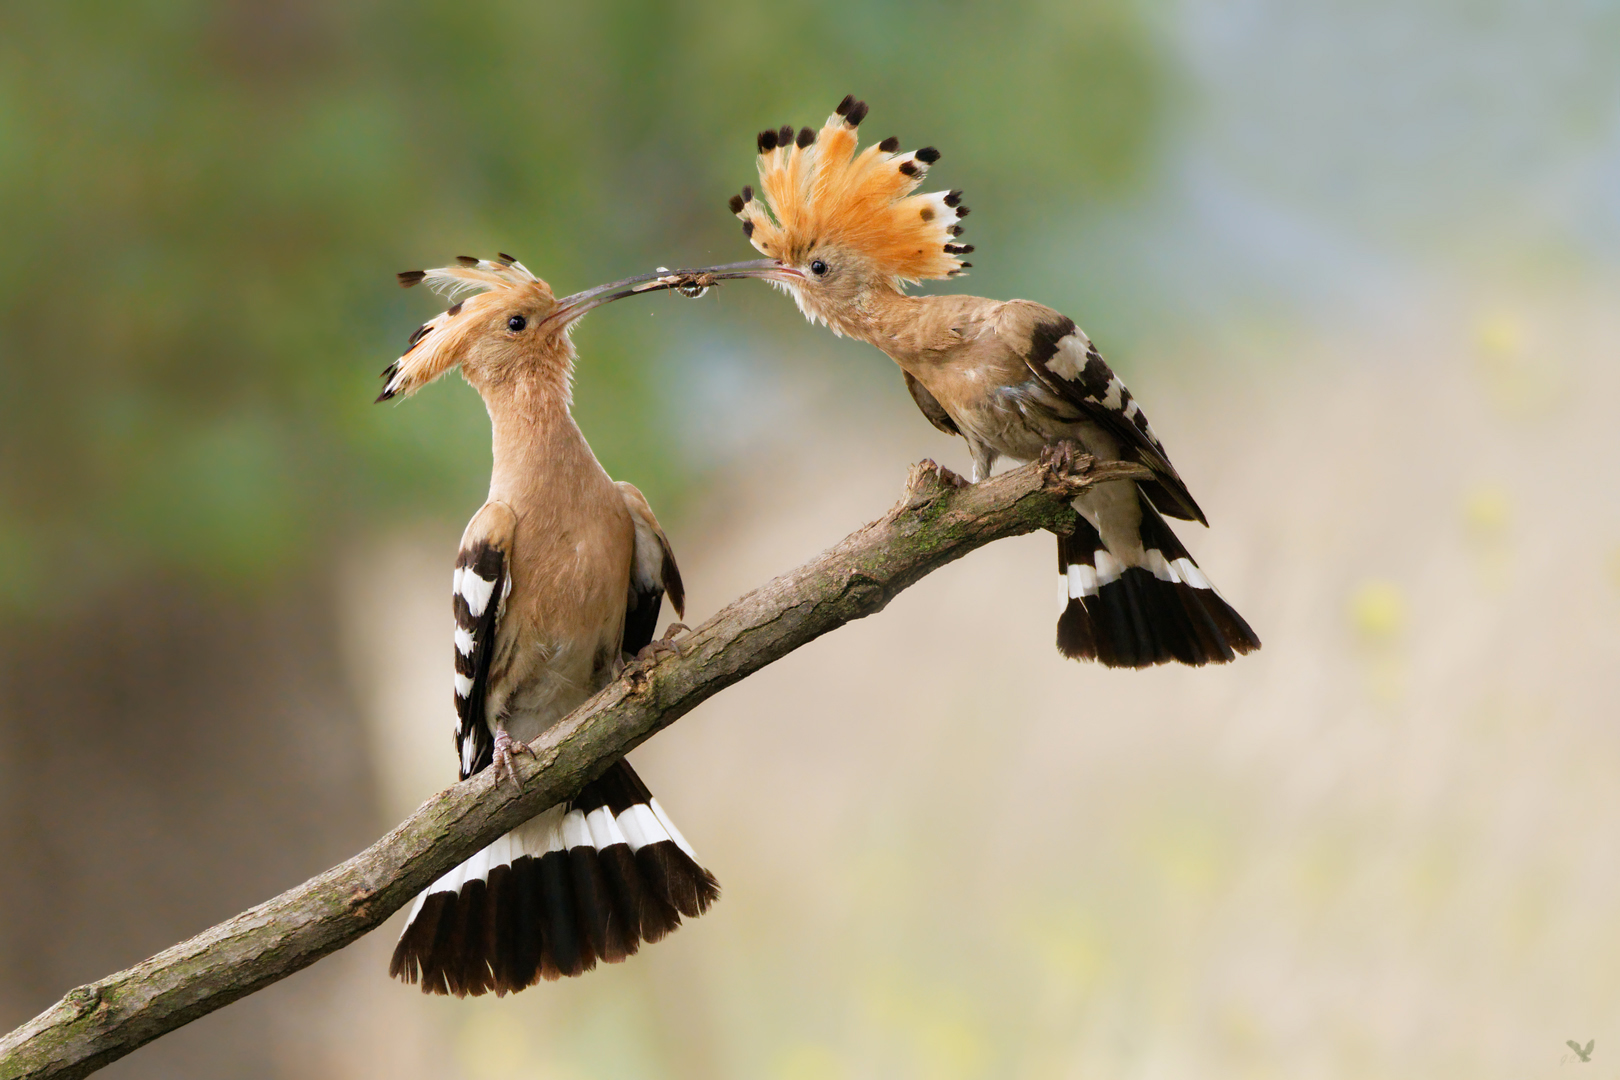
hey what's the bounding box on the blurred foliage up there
[0,0,1168,610]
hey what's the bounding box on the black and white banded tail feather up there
[1056,493,1260,667]
[390,759,719,996]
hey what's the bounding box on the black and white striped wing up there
[1007,302,1207,525]
[616,481,684,658]
[453,503,516,781]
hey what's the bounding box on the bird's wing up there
[452,501,517,781]
[999,300,1206,524]
[616,481,684,657]
[903,369,961,436]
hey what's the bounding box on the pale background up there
[2,2,1618,1078]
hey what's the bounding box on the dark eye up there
[810,259,828,276]
[507,315,527,332]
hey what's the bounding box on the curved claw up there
[490,728,534,790]
[631,622,693,666]
[1039,439,1085,475]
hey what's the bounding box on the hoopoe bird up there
[379,255,720,995]
[714,97,1260,667]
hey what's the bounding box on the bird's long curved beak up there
[544,259,805,329]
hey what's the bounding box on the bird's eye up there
[507,315,527,332]
[810,259,828,276]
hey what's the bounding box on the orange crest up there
[378,255,548,402]
[728,96,972,285]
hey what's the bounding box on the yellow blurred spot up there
[1019,904,1104,990]
[1408,844,1461,914]
[1142,818,1224,896]
[1294,836,1354,908]
[915,1017,987,1080]
[1218,1003,1267,1056]
[1609,546,1620,592]
[773,1042,847,1080]
[856,970,988,1080]
[1462,486,1513,594]
[457,1009,540,1080]
[1349,580,1406,643]
[1462,485,1510,538]
[1471,309,1564,417]
[1475,311,1524,359]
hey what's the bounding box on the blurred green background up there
[0,0,1166,607]
[3,2,1620,1079]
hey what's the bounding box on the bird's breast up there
[490,501,633,740]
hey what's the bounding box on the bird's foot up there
[1039,439,1086,475]
[634,622,691,664]
[491,728,534,790]
[917,459,971,489]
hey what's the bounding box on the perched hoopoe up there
[379,255,721,995]
[711,97,1260,667]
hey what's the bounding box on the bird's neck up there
[823,284,929,354]
[480,361,593,507]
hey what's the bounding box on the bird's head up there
[377,255,720,402]
[723,96,972,333]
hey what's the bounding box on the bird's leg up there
[634,622,691,664]
[969,442,998,484]
[1039,439,1086,476]
[490,724,534,790]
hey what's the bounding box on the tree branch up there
[0,455,1149,1080]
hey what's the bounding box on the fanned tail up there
[1057,492,1260,667]
[390,759,718,996]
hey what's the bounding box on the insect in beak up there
[542,260,806,328]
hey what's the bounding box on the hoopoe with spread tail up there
[709,97,1260,667]
[378,255,721,995]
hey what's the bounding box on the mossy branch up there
[0,454,1149,1080]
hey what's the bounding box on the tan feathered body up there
[722,98,1260,667]
[475,377,634,741]
[829,290,1103,454]
[382,255,717,997]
